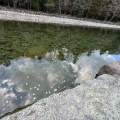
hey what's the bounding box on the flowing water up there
[0,21,120,117]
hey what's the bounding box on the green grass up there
[0,21,120,64]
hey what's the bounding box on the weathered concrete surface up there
[96,61,120,77]
[1,74,120,120]
[0,10,120,30]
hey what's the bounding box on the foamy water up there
[0,50,118,117]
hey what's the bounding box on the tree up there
[16,0,33,9]
[69,0,87,17]
[33,0,40,10]
[109,0,120,21]
[95,0,110,19]
[84,0,93,18]
[62,0,70,14]
[58,0,61,15]
[12,0,18,8]
[45,0,55,12]
[87,0,104,18]
[0,0,12,7]
[39,0,46,11]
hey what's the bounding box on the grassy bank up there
[0,20,120,64]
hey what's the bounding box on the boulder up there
[96,61,120,78]
[1,74,120,120]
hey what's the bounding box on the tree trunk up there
[13,0,18,8]
[104,14,109,21]
[29,0,32,10]
[59,0,61,16]
[109,11,120,21]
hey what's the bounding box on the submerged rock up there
[96,60,120,77]
[1,74,120,120]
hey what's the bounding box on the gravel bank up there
[0,10,120,30]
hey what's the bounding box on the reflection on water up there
[0,49,118,117]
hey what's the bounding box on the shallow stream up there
[0,21,120,117]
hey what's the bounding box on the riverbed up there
[0,21,120,64]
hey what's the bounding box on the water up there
[0,20,120,117]
[0,49,118,117]
[0,21,120,64]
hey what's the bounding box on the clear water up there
[0,20,120,117]
[0,49,118,117]
[0,21,120,64]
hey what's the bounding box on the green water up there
[0,21,120,64]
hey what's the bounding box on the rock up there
[1,74,120,120]
[58,83,80,93]
[96,61,120,78]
